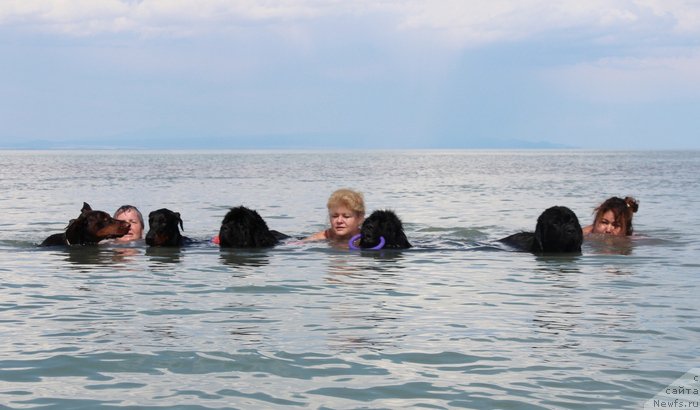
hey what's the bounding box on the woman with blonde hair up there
[306,189,365,243]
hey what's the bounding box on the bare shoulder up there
[304,230,329,241]
[582,225,593,235]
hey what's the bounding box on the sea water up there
[0,150,698,409]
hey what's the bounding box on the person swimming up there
[112,205,145,243]
[305,188,365,244]
[583,196,639,236]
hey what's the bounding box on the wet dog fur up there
[145,208,191,247]
[218,206,288,248]
[499,206,583,253]
[357,209,411,250]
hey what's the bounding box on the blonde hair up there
[327,189,365,217]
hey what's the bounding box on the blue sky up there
[1,0,699,149]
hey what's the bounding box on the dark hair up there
[592,196,639,236]
[114,205,144,229]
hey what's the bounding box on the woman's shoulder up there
[304,230,329,241]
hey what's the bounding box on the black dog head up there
[61,202,130,245]
[218,206,279,248]
[533,206,583,253]
[356,209,411,250]
[145,208,185,247]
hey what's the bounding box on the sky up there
[1,0,699,150]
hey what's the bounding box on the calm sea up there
[0,150,698,409]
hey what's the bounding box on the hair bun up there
[624,196,639,213]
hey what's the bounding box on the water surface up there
[0,150,698,409]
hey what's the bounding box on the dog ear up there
[533,222,545,252]
[534,235,544,252]
[65,218,77,230]
[64,215,87,240]
[175,212,184,231]
[81,202,92,213]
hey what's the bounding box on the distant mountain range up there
[0,135,573,150]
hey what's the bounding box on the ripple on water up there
[1,151,699,409]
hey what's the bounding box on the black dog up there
[145,208,191,247]
[218,206,288,248]
[41,202,131,246]
[499,206,583,253]
[353,209,411,250]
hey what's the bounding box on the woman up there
[583,196,639,236]
[306,189,365,243]
[113,205,145,243]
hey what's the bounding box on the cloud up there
[543,51,700,103]
[2,0,699,149]
[637,0,700,34]
[1,0,699,46]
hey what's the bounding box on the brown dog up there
[41,202,131,246]
[145,208,192,246]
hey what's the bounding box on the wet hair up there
[114,205,144,229]
[592,196,639,236]
[327,189,365,218]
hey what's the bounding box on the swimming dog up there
[41,202,130,246]
[145,208,191,246]
[499,206,583,253]
[218,206,288,248]
[351,209,411,250]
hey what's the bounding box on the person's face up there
[593,210,624,236]
[114,209,143,242]
[328,205,363,240]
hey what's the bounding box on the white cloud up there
[636,0,700,34]
[1,0,699,45]
[389,0,700,48]
[544,50,700,103]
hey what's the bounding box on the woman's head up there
[113,205,144,242]
[591,196,639,236]
[326,189,365,240]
